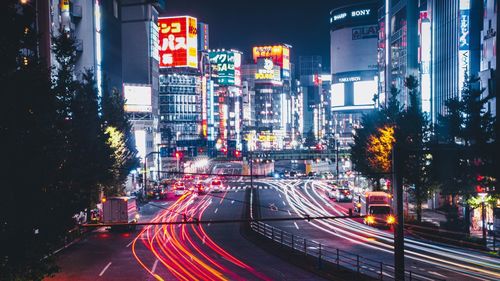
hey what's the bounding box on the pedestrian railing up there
[249,220,445,281]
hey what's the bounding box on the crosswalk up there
[218,183,318,192]
[219,185,271,191]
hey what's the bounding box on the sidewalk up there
[421,208,447,227]
[417,208,499,252]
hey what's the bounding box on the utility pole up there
[144,151,161,200]
[157,144,161,181]
[250,153,254,189]
[392,146,404,280]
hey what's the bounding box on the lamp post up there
[143,151,161,199]
[478,192,488,245]
[392,145,404,281]
[334,133,340,184]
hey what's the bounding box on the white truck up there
[102,197,139,231]
[360,191,395,228]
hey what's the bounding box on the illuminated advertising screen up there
[458,0,470,94]
[158,16,198,68]
[254,58,281,81]
[252,45,290,71]
[123,84,152,112]
[209,50,242,86]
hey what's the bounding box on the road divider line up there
[294,222,299,230]
[287,210,291,216]
[126,240,134,248]
[99,262,112,277]
[214,208,218,213]
[151,259,159,273]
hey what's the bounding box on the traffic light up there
[235,150,241,158]
[174,151,183,159]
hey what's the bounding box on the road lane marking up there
[294,222,299,230]
[231,200,235,204]
[282,201,286,206]
[151,259,159,273]
[287,210,291,216]
[214,208,218,213]
[99,262,112,277]
[428,271,446,278]
[126,240,134,247]
[278,193,282,198]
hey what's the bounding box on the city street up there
[256,179,500,281]
[4,0,497,280]
[47,186,324,281]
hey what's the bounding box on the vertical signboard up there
[198,22,209,51]
[201,76,208,137]
[234,52,242,86]
[458,0,470,96]
[158,16,198,68]
[187,17,198,68]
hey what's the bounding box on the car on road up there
[333,188,353,202]
[173,181,187,196]
[195,182,206,195]
[326,185,338,199]
[210,179,223,193]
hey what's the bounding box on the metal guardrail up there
[249,220,445,281]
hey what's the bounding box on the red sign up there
[158,16,198,68]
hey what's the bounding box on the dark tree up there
[433,74,496,230]
[398,76,432,222]
[1,1,62,279]
[101,81,139,194]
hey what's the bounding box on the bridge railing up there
[249,220,444,281]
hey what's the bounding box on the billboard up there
[331,26,378,74]
[209,50,242,86]
[123,84,152,112]
[198,22,209,51]
[252,45,290,71]
[158,16,198,68]
[254,58,281,81]
[458,0,470,95]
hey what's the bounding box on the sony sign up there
[351,9,371,17]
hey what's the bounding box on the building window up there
[147,141,153,148]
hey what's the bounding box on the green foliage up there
[351,76,433,220]
[101,81,139,194]
[351,86,400,186]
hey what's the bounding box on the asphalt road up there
[46,183,324,281]
[256,179,500,281]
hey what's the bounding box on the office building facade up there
[330,1,379,146]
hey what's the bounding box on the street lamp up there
[334,133,340,183]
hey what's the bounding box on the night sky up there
[162,0,366,70]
